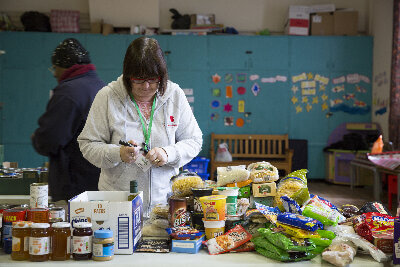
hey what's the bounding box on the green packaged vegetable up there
[257,228,316,252]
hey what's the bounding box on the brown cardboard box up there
[311,12,334,35]
[334,11,358,36]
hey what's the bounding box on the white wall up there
[370,0,393,140]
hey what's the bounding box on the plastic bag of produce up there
[171,171,204,197]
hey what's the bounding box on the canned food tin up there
[49,207,65,221]
[3,208,27,223]
[0,204,11,214]
[27,208,49,223]
[168,197,188,227]
[30,183,48,208]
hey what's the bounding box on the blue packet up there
[277,212,323,232]
[254,202,281,224]
[280,196,302,215]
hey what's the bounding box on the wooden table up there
[350,157,400,203]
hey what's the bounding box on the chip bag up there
[274,169,309,211]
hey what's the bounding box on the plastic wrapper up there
[353,212,394,242]
[322,238,357,267]
[340,204,359,218]
[277,212,322,232]
[258,228,316,252]
[358,201,391,215]
[252,237,317,262]
[236,198,250,216]
[274,169,309,211]
[275,222,320,239]
[216,166,250,187]
[237,185,251,198]
[309,194,339,212]
[247,161,279,183]
[229,241,255,252]
[307,195,346,223]
[226,179,252,188]
[135,238,170,253]
[206,225,252,255]
[171,171,204,197]
[254,202,281,224]
[165,226,202,240]
[302,202,340,226]
[281,196,302,215]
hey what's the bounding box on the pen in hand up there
[119,140,148,154]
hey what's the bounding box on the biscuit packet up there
[206,224,252,255]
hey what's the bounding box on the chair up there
[388,174,397,210]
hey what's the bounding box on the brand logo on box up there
[71,216,89,228]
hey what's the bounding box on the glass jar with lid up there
[51,222,71,261]
[72,222,92,260]
[93,230,114,261]
[11,221,33,260]
[29,223,50,262]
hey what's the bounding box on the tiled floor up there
[308,179,394,215]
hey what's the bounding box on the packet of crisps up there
[275,222,320,239]
[258,228,316,252]
[206,224,252,255]
[255,202,281,224]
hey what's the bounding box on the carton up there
[334,11,358,36]
[285,5,310,36]
[252,182,276,197]
[171,234,205,254]
[311,12,334,36]
[68,191,143,254]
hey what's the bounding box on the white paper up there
[332,76,346,84]
[183,88,193,95]
[346,73,360,84]
[275,75,287,82]
[135,154,151,172]
[261,77,276,83]
[186,96,194,103]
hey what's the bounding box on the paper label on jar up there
[24,236,29,252]
[93,243,103,256]
[73,236,92,254]
[12,237,21,252]
[93,242,114,257]
[30,184,48,208]
[29,237,50,255]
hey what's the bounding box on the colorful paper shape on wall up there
[212,88,221,97]
[186,96,194,103]
[307,72,314,80]
[332,76,346,84]
[330,99,343,106]
[225,86,233,98]
[236,118,245,127]
[261,77,276,83]
[212,73,221,84]
[301,81,316,89]
[346,73,360,84]
[291,96,298,104]
[224,73,233,83]
[375,107,387,115]
[330,103,370,115]
[312,96,319,104]
[292,73,307,83]
[332,85,345,93]
[183,88,193,95]
[343,93,355,100]
[224,116,234,126]
[237,73,246,83]
[321,94,328,101]
[237,86,246,95]
[306,103,312,112]
[275,75,287,82]
[302,96,308,103]
[296,105,303,113]
[355,85,367,93]
[314,74,329,85]
[238,100,245,113]
[211,113,219,121]
[322,102,328,111]
[319,84,326,91]
[302,88,316,96]
[291,86,299,94]
[224,103,233,112]
[211,100,220,108]
[354,99,367,107]
[250,74,259,81]
[251,83,260,96]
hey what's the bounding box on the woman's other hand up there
[146,147,168,167]
[120,140,141,163]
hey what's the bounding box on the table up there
[351,157,400,203]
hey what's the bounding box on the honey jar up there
[29,223,50,262]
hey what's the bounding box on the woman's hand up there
[120,140,142,163]
[146,147,168,167]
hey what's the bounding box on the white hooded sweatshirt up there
[78,75,202,213]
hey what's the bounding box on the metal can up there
[3,208,27,223]
[27,208,49,223]
[168,197,188,227]
[0,204,11,214]
[49,207,65,221]
[30,183,48,208]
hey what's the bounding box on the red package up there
[206,225,252,255]
[230,241,255,253]
[354,212,394,242]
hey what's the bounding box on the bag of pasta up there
[247,161,279,183]
[171,171,204,197]
[274,169,310,211]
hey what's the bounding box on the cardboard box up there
[68,191,143,254]
[311,12,334,35]
[171,234,205,254]
[252,182,276,197]
[334,11,358,36]
[286,6,310,36]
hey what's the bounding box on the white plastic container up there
[217,187,239,215]
[202,219,225,240]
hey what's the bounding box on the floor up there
[308,179,394,215]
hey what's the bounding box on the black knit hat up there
[51,38,91,68]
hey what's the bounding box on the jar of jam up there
[29,223,50,262]
[11,221,33,260]
[27,208,49,223]
[51,222,71,261]
[72,222,92,260]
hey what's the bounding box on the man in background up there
[32,38,105,201]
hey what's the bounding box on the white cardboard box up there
[68,191,143,254]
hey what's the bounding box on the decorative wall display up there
[292,72,307,83]
[211,113,219,121]
[224,117,234,126]
[211,100,220,108]
[261,77,276,83]
[183,88,193,95]
[212,73,221,84]
[236,118,245,127]
[224,73,233,83]
[236,73,246,83]
[238,100,245,113]
[212,88,221,97]
[237,86,246,95]
[251,83,260,96]
[249,74,259,81]
[224,103,233,112]
[225,85,233,98]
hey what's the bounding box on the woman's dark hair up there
[123,37,168,96]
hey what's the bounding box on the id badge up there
[135,154,151,172]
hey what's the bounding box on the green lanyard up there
[130,94,156,153]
